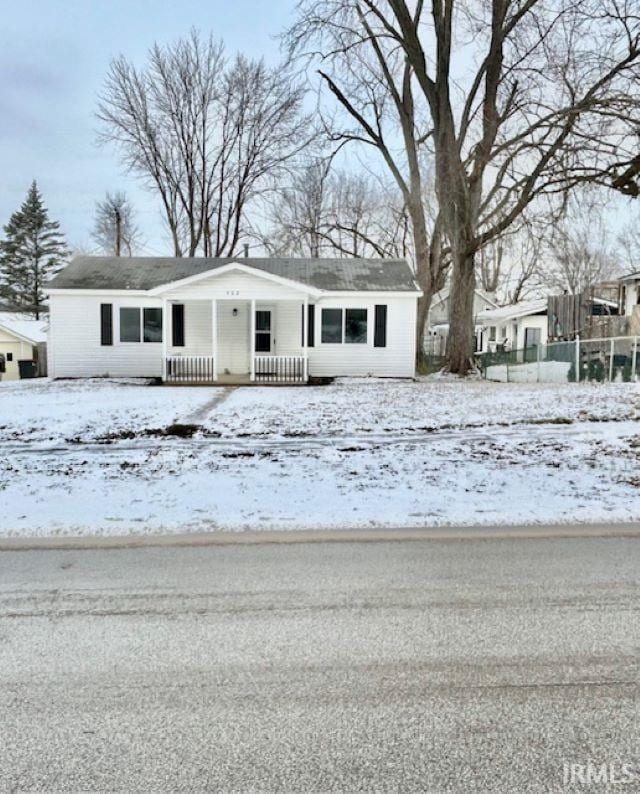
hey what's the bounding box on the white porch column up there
[211,299,218,381]
[303,295,309,382]
[162,298,169,382]
[250,298,256,381]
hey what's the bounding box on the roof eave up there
[0,323,44,345]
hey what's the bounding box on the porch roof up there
[48,256,419,293]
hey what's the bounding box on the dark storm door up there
[255,310,272,353]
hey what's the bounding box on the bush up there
[584,358,606,383]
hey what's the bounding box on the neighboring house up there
[621,270,640,335]
[46,257,422,382]
[427,286,498,327]
[476,299,548,354]
[425,287,498,355]
[0,313,48,380]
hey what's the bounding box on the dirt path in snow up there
[180,387,235,424]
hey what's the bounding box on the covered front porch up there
[160,297,311,385]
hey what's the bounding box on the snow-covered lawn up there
[210,377,638,437]
[0,377,638,537]
[0,378,212,443]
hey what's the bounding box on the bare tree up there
[501,226,544,304]
[97,31,311,257]
[476,211,549,302]
[617,210,640,272]
[286,13,448,356]
[326,172,414,258]
[291,2,640,372]
[264,157,333,257]
[264,158,414,260]
[92,192,141,256]
[543,195,620,293]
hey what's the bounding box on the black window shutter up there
[100,303,113,346]
[308,304,315,347]
[172,304,185,347]
[374,304,387,347]
[301,304,315,347]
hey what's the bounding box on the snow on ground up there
[0,377,638,536]
[209,377,639,437]
[0,378,212,443]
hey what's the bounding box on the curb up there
[1,522,640,551]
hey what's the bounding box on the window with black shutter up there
[100,303,113,346]
[374,304,387,347]
[172,303,185,347]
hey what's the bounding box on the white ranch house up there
[46,257,422,383]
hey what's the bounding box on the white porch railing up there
[254,355,306,383]
[165,356,216,384]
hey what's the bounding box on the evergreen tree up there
[0,181,68,318]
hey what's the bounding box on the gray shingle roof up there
[47,256,419,293]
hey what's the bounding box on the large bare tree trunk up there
[448,250,476,374]
[433,116,476,374]
[409,200,434,362]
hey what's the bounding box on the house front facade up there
[476,299,549,355]
[46,257,422,383]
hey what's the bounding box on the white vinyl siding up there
[168,301,212,357]
[162,270,305,302]
[48,294,164,378]
[273,301,303,356]
[516,315,547,351]
[48,283,418,379]
[308,296,416,377]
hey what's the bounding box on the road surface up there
[1,534,639,792]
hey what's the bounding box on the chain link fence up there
[477,336,640,383]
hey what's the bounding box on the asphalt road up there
[0,535,639,793]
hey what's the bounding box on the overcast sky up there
[2,1,635,260]
[0,0,294,253]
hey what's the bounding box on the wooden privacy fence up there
[548,285,627,341]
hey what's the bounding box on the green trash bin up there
[18,360,37,379]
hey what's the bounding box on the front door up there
[255,310,273,353]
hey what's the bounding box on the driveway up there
[0,534,639,792]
